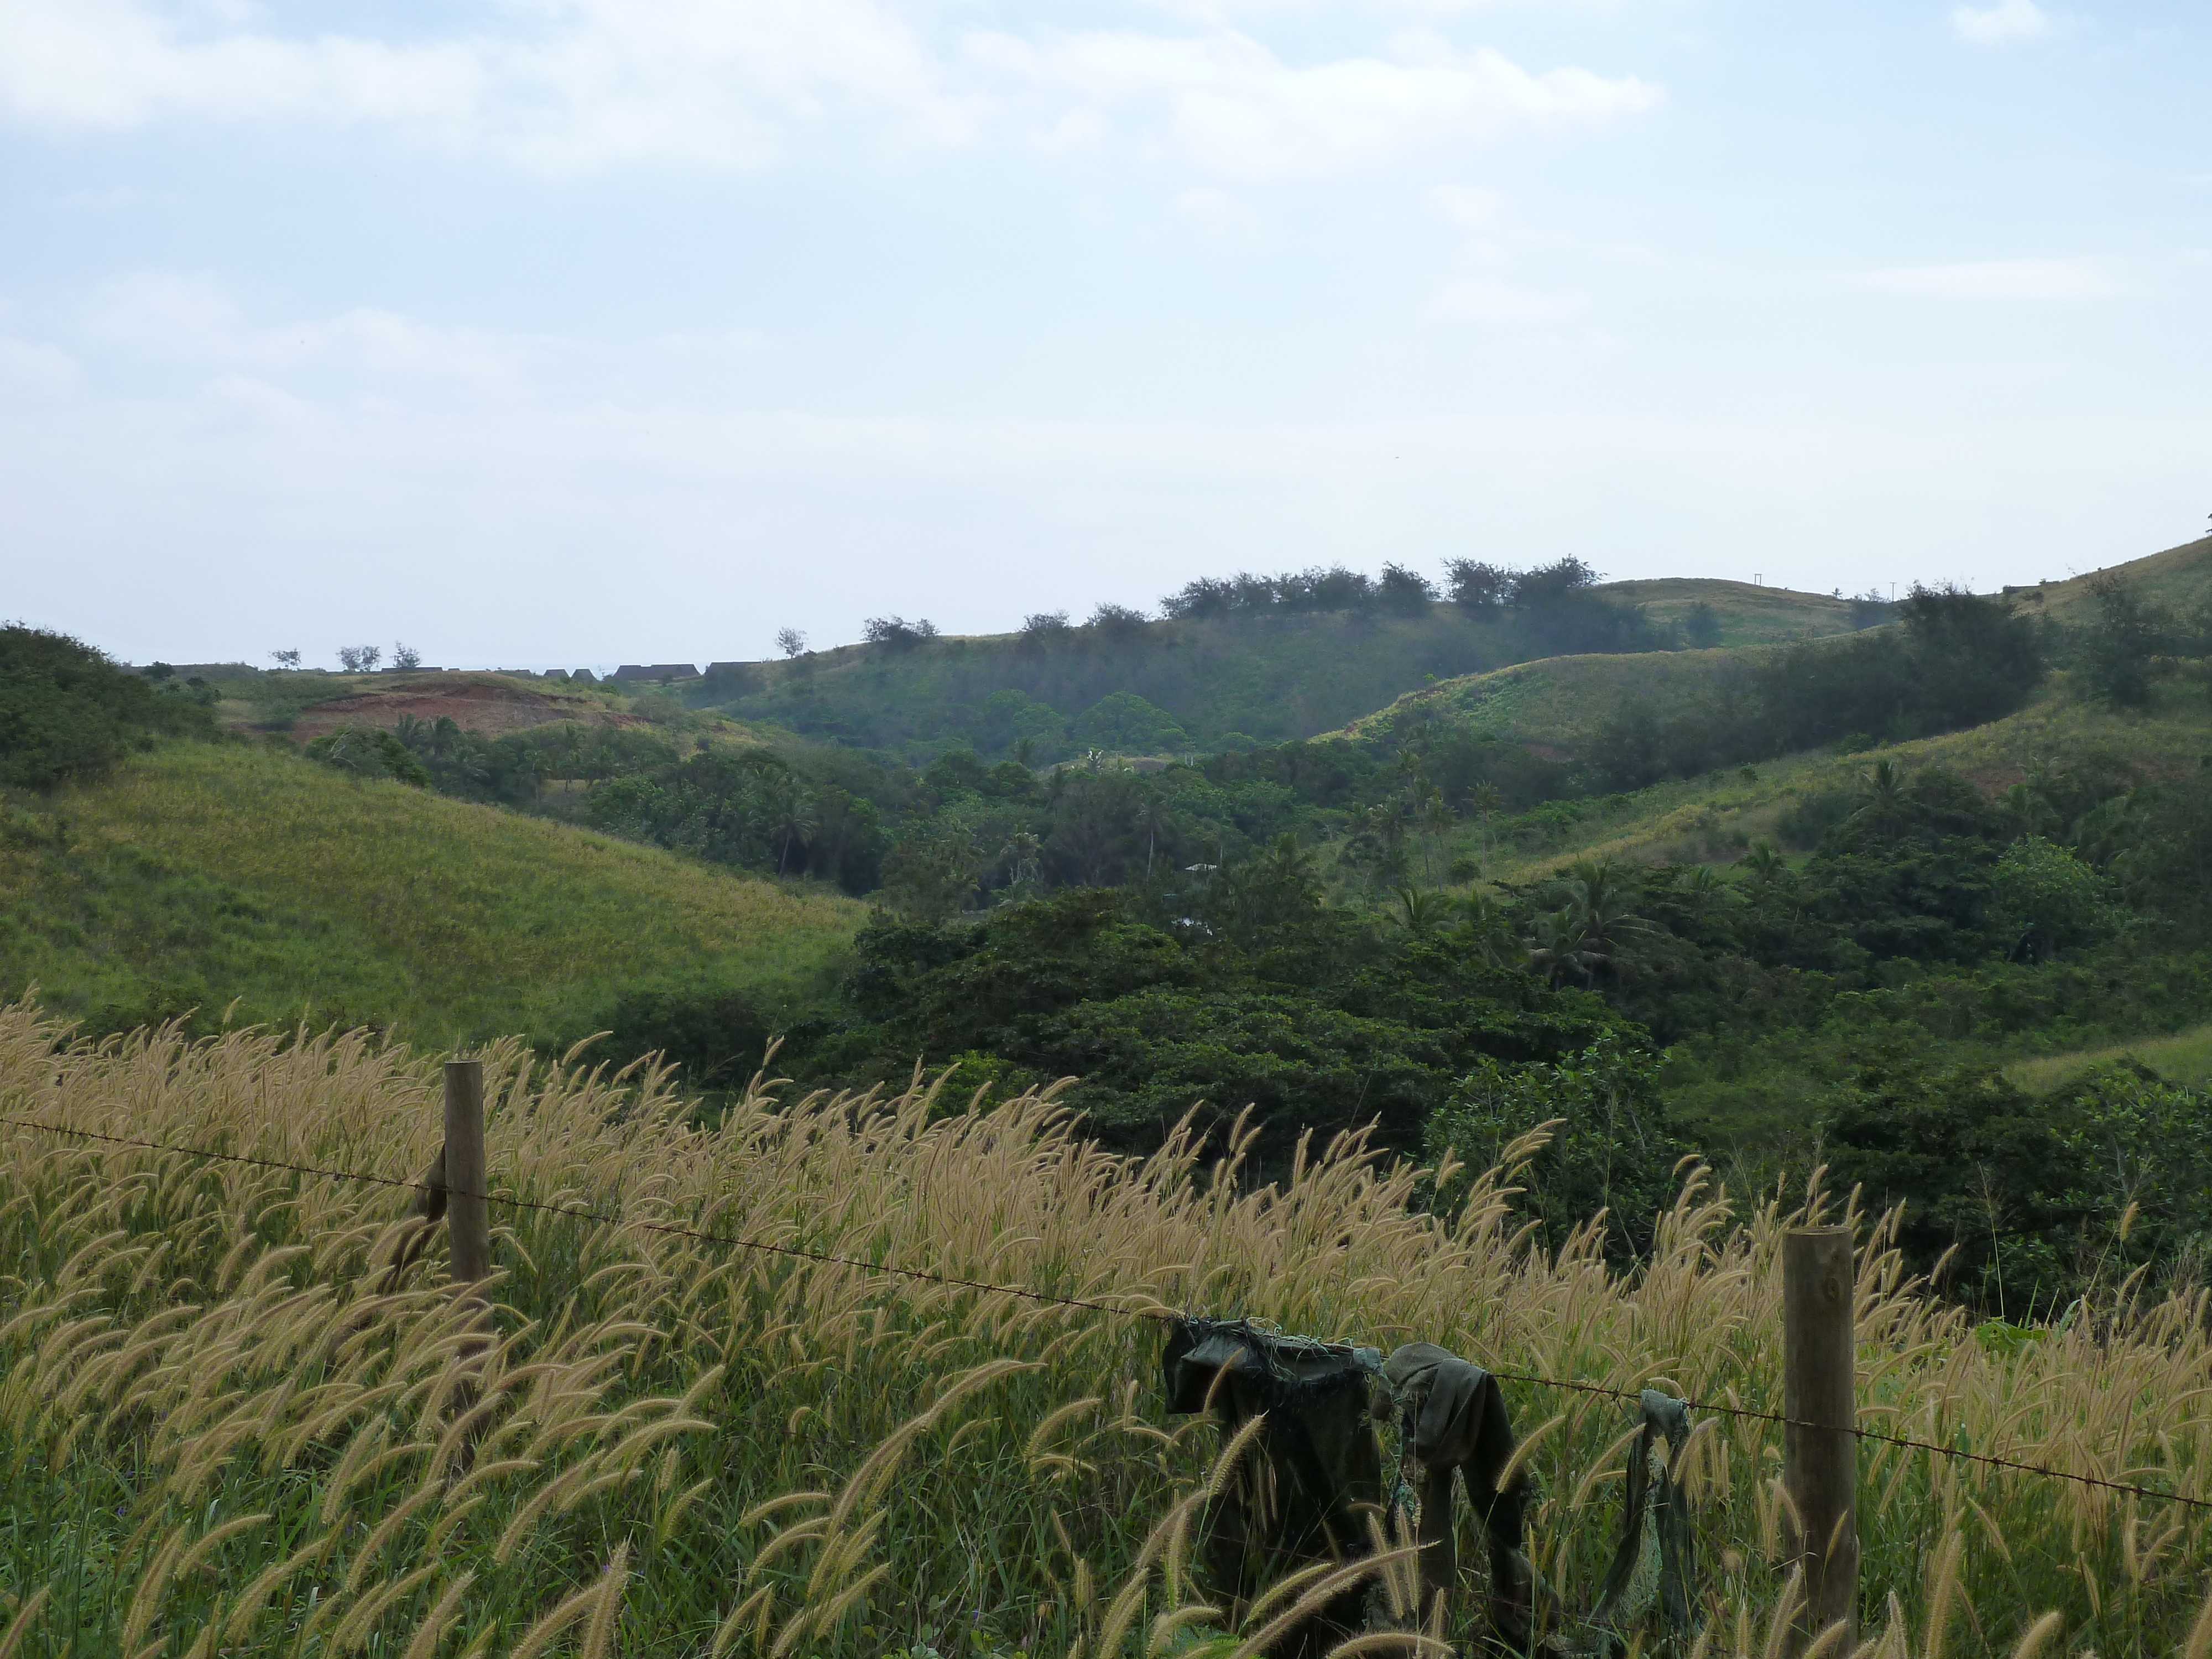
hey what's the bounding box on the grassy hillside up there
[0,741,864,1045]
[1339,646,1743,754]
[695,587,1874,764]
[2005,1021,2212,1094]
[7,1009,2209,1656]
[1600,576,1863,642]
[1462,671,2212,884]
[2022,531,2212,625]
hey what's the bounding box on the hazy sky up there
[2,0,2206,669]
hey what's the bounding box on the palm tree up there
[1133,791,1170,875]
[1848,758,1913,842]
[1390,883,1443,937]
[1528,905,1599,986]
[1739,839,1787,883]
[999,829,1042,888]
[761,775,819,876]
[1552,859,1654,978]
[1454,888,1524,968]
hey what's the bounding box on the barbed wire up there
[5,1110,2208,1515]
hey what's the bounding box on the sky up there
[1,0,2206,670]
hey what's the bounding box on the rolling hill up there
[2010,531,2212,625]
[1458,670,2212,886]
[0,740,864,1046]
[682,580,1874,763]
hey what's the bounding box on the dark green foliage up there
[305,724,434,787]
[0,625,215,789]
[1822,1056,2212,1313]
[822,875,1625,1159]
[1581,587,2046,791]
[603,979,771,1088]
[1426,1036,1693,1257]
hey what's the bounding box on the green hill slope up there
[1462,672,2212,885]
[0,742,864,1045]
[1598,577,1864,643]
[1339,648,1744,755]
[2020,533,2212,624]
[695,586,1872,763]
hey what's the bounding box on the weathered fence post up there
[1784,1227,1858,1651]
[443,1058,491,1290]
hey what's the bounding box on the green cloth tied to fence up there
[1579,1389,1695,1656]
[1376,1342,1536,1652]
[1162,1317,1386,1657]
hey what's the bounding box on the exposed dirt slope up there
[288,674,639,742]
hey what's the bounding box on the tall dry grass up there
[1,998,2208,1656]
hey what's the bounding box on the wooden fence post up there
[442,1058,491,1290]
[1784,1227,1859,1651]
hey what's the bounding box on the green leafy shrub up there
[0,625,216,789]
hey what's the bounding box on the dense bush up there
[0,625,216,789]
[1822,1056,2212,1313]
[1581,586,2046,790]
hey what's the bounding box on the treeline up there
[1159,555,1686,655]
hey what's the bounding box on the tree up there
[1443,559,1511,614]
[2078,576,2162,706]
[862,616,937,650]
[1087,603,1151,642]
[759,774,820,875]
[0,625,216,789]
[775,627,808,659]
[337,645,382,672]
[1847,758,1913,842]
[1377,562,1437,613]
[1133,790,1170,875]
[269,649,302,669]
[391,642,422,670]
[1682,602,1721,649]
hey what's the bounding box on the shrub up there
[0,624,216,790]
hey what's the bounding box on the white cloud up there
[0,3,1655,177]
[1422,185,1590,326]
[84,272,535,384]
[972,26,1658,179]
[0,0,973,169]
[1950,0,2052,46]
[1425,274,1587,324]
[1174,185,1263,238]
[1850,258,2126,301]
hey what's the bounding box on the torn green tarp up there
[1162,1317,1385,1657]
[1583,1389,1695,1650]
[1375,1343,1536,1653]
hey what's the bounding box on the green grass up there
[1447,670,2212,885]
[1599,576,1865,643]
[2004,1021,2212,1094]
[0,740,866,1047]
[2031,533,2212,626]
[1338,646,1745,753]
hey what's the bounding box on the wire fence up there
[4,1109,2207,1517]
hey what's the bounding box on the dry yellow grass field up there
[3,1000,2210,1655]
